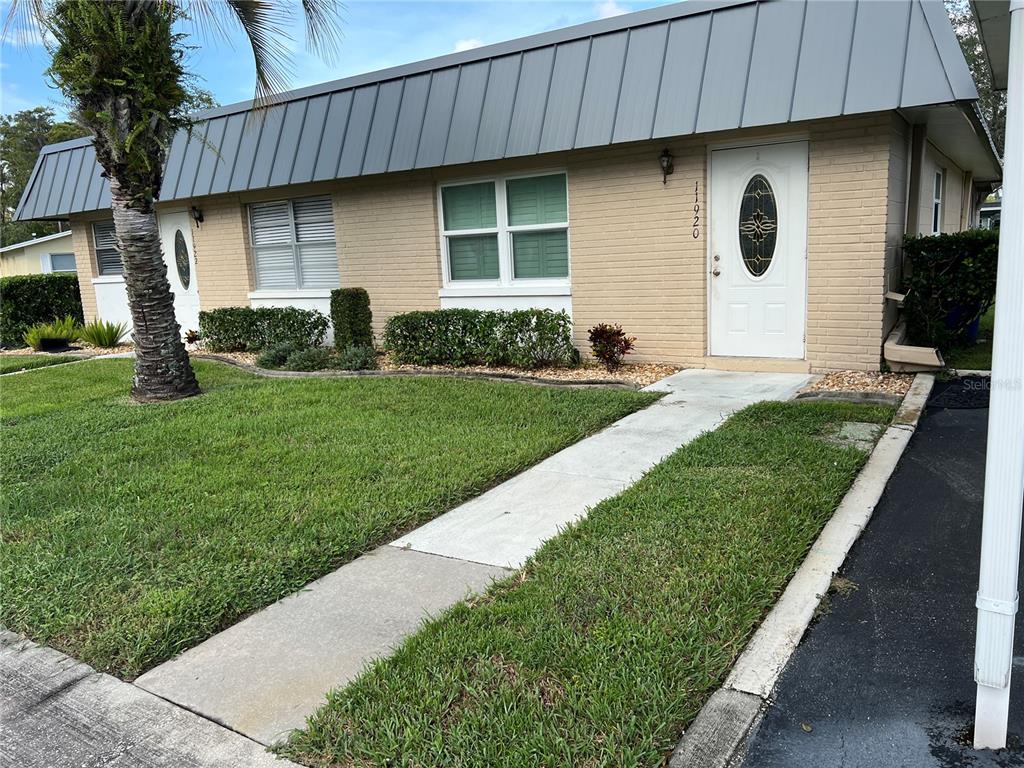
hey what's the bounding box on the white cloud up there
[453,38,485,53]
[595,0,629,19]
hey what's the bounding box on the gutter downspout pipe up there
[974,0,1024,750]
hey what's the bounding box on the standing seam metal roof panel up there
[387,73,431,172]
[612,24,670,144]
[741,0,806,128]
[13,0,991,220]
[504,46,555,157]
[473,54,522,161]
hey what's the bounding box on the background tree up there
[0,107,86,246]
[5,0,341,402]
[947,0,1006,157]
[1,85,216,248]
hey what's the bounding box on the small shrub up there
[588,323,636,371]
[80,319,128,348]
[902,230,999,349]
[283,346,333,372]
[184,329,200,345]
[337,345,378,371]
[383,308,578,369]
[0,273,83,347]
[24,316,81,351]
[331,288,374,350]
[256,341,303,369]
[198,306,329,352]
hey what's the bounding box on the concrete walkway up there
[135,370,810,746]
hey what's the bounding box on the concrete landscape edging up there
[667,373,936,768]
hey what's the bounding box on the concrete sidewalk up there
[740,395,1024,767]
[135,370,810,746]
[0,632,296,768]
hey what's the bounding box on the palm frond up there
[2,0,49,48]
[300,0,344,63]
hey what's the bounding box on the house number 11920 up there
[692,181,700,239]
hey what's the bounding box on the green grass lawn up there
[282,400,894,768]
[0,359,655,679]
[0,354,82,374]
[945,306,995,371]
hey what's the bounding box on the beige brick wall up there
[334,176,441,339]
[186,196,252,309]
[69,216,107,323]
[566,140,705,365]
[60,113,902,371]
[804,114,891,371]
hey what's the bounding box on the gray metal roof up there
[15,0,981,221]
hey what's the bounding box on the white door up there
[709,141,808,358]
[158,211,201,337]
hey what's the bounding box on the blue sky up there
[1,0,674,118]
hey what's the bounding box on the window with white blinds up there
[92,220,122,276]
[248,196,339,290]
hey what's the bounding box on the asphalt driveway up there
[741,383,1024,768]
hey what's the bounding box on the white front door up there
[158,211,201,337]
[709,141,808,359]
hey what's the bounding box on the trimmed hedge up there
[383,308,579,369]
[0,273,84,347]
[331,288,373,350]
[903,230,999,348]
[199,306,328,352]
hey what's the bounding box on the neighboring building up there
[980,192,1002,230]
[0,230,76,278]
[13,0,1001,371]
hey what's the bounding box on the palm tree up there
[5,0,342,401]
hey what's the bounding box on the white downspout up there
[974,0,1024,750]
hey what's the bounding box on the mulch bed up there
[197,349,680,389]
[802,371,915,396]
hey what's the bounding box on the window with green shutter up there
[438,172,570,287]
[506,174,568,279]
[441,182,499,281]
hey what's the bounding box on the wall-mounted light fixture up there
[190,206,204,227]
[659,148,675,184]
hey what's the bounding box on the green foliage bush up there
[23,315,81,351]
[80,319,128,348]
[198,307,328,352]
[0,273,83,347]
[383,309,579,369]
[283,346,333,372]
[337,345,378,371]
[902,230,999,348]
[256,341,304,369]
[331,288,373,350]
[588,323,637,371]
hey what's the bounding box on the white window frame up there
[437,170,571,298]
[40,252,77,273]
[932,169,945,235]
[246,195,338,292]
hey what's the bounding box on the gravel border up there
[192,354,643,390]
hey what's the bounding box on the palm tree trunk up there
[109,177,200,402]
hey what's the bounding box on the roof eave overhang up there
[971,0,1011,90]
[899,100,1003,183]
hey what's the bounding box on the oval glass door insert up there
[738,174,778,277]
[174,230,191,289]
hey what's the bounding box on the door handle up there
[712,268,721,277]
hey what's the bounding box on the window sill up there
[248,289,334,300]
[92,275,125,284]
[439,284,571,299]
